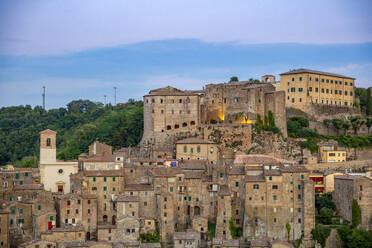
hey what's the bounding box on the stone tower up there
[39,129,57,164]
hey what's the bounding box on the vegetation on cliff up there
[0,99,143,167]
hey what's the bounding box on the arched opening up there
[112,215,116,225]
[175,124,179,129]
[46,138,51,147]
[103,215,108,223]
[190,121,195,126]
[194,206,201,216]
[167,125,171,130]
[86,232,91,240]
[182,122,187,127]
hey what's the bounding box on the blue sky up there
[0,0,372,108]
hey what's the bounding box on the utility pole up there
[42,86,46,110]
[114,86,117,105]
[104,95,107,105]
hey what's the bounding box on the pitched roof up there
[179,160,207,171]
[14,184,44,190]
[279,164,308,173]
[184,171,205,179]
[39,129,57,134]
[228,166,245,175]
[245,175,266,182]
[150,167,183,177]
[176,138,214,144]
[145,86,202,96]
[173,231,200,240]
[280,68,355,80]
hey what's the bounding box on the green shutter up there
[38,205,41,210]
[196,197,199,202]
[221,196,224,199]
[20,209,23,214]
[170,187,173,192]
[220,173,223,178]
[188,196,191,201]
[113,177,116,182]
[93,177,96,182]
[20,181,23,185]
[50,216,53,221]
[103,186,107,191]
[104,177,107,182]
[112,187,116,191]
[9,197,12,202]
[15,173,19,179]
[235,182,239,187]
[298,185,301,190]
[298,194,301,199]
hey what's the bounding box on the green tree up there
[230,76,239,82]
[286,223,291,241]
[229,218,242,239]
[349,116,366,135]
[311,224,331,248]
[332,118,344,135]
[352,199,361,228]
[323,119,332,135]
[367,88,372,116]
[315,193,336,212]
[366,117,372,134]
[341,119,351,135]
[318,207,333,225]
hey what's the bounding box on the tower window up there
[46,138,51,147]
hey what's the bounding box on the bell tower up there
[39,129,57,164]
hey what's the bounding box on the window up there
[210,147,214,154]
[220,173,223,178]
[269,176,272,181]
[93,177,96,182]
[253,184,259,189]
[112,187,116,191]
[299,77,302,81]
[76,209,79,214]
[221,196,224,199]
[298,88,303,92]
[350,92,353,96]
[46,138,51,146]
[235,182,239,187]
[309,87,312,92]
[291,87,295,92]
[326,89,329,94]
[188,196,191,201]
[190,148,193,153]
[345,82,348,86]
[298,194,301,200]
[321,88,324,93]
[58,169,63,174]
[103,186,107,191]
[350,82,353,86]
[104,177,107,182]
[38,205,41,210]
[272,185,278,189]
[315,88,318,92]
[335,90,338,94]
[292,77,295,81]
[331,80,333,84]
[50,215,53,221]
[273,195,277,200]
[340,91,342,95]
[19,209,23,214]
[326,79,329,83]
[170,187,173,192]
[197,146,201,153]
[315,78,319,82]
[183,146,187,153]
[301,175,304,180]
[274,218,277,223]
[298,185,301,190]
[15,173,19,179]
[345,91,348,96]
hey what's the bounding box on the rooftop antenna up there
[104,95,107,105]
[114,86,117,105]
[42,86,46,110]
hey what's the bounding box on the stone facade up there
[333,175,372,230]
[0,210,9,248]
[176,138,219,164]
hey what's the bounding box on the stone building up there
[39,129,78,194]
[0,209,9,248]
[176,138,219,164]
[215,185,232,240]
[333,174,372,230]
[141,80,287,158]
[279,68,355,111]
[40,226,85,243]
[19,239,57,248]
[173,231,201,248]
[58,193,97,240]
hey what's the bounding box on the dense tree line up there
[0,99,143,166]
[355,87,372,116]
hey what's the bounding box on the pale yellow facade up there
[39,129,78,194]
[279,69,355,112]
[324,172,344,193]
[319,144,346,163]
[176,139,219,164]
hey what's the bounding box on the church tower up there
[39,129,57,164]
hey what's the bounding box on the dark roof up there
[180,160,207,171]
[280,68,355,80]
[229,166,245,175]
[123,184,153,191]
[173,231,200,240]
[184,171,205,179]
[264,169,281,176]
[245,175,265,182]
[14,184,44,190]
[150,167,183,177]
[176,138,214,144]
[116,195,139,202]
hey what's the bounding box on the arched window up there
[175,124,179,129]
[190,121,195,126]
[184,146,187,153]
[167,125,171,130]
[46,138,51,147]
[253,184,259,189]
[103,215,108,223]
[182,122,187,127]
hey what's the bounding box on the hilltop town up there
[1,68,372,248]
